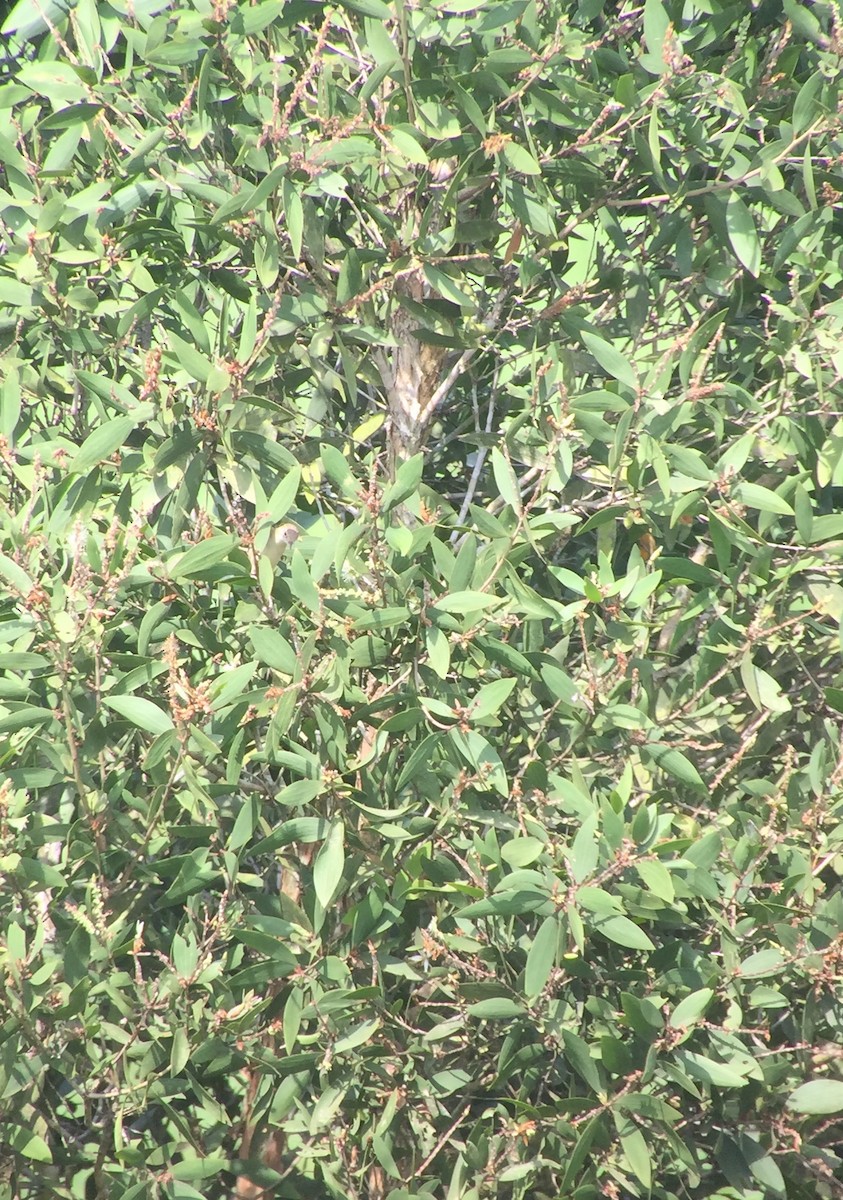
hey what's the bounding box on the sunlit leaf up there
[102,695,175,735]
[725,195,761,277]
[786,1080,843,1115]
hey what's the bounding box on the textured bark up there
[377,269,447,474]
[233,1129,286,1200]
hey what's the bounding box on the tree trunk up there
[377,269,447,475]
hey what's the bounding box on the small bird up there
[261,522,300,567]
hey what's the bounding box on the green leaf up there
[267,470,302,525]
[502,142,541,175]
[524,915,558,998]
[467,998,525,1019]
[475,636,537,678]
[581,331,638,388]
[251,817,329,857]
[18,62,87,103]
[170,1027,190,1075]
[372,1129,401,1177]
[569,813,599,883]
[593,915,655,952]
[169,535,238,580]
[417,101,461,140]
[336,0,392,18]
[559,1115,603,1193]
[335,1017,381,1054]
[424,264,475,308]
[657,556,719,586]
[470,677,517,720]
[643,743,705,791]
[337,248,364,306]
[72,416,137,472]
[352,606,411,632]
[0,553,33,594]
[320,443,356,492]
[491,446,522,513]
[792,71,824,135]
[562,1029,602,1091]
[224,163,286,223]
[169,1159,228,1183]
[2,0,72,41]
[1,653,48,671]
[450,728,508,794]
[282,178,304,260]
[576,886,621,917]
[167,333,213,383]
[270,780,324,810]
[101,179,162,224]
[794,482,814,542]
[314,820,345,907]
[388,127,428,164]
[669,988,713,1029]
[290,549,321,611]
[676,1050,749,1088]
[542,657,581,700]
[725,195,761,277]
[65,285,99,312]
[500,836,544,868]
[433,591,502,615]
[740,655,791,714]
[249,627,298,674]
[102,695,175,735]
[739,948,785,978]
[459,891,549,918]
[229,797,259,852]
[732,481,794,516]
[786,1080,843,1115]
[748,1151,786,1195]
[509,178,556,236]
[643,0,670,60]
[4,1127,52,1163]
[635,859,675,902]
[426,624,450,678]
[382,454,424,511]
[0,707,58,734]
[0,279,34,308]
[16,858,66,889]
[614,1114,652,1190]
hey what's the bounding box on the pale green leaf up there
[72,417,137,472]
[669,988,714,1029]
[524,915,558,998]
[726,195,761,277]
[102,695,175,735]
[593,915,655,951]
[787,1079,843,1115]
[314,820,345,908]
[467,997,525,1019]
[491,446,521,513]
[581,331,638,388]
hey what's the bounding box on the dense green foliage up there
[1,0,843,1198]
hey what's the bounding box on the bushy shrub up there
[1,2,842,1198]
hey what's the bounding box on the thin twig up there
[411,1104,472,1179]
[420,270,518,425]
[452,378,497,536]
